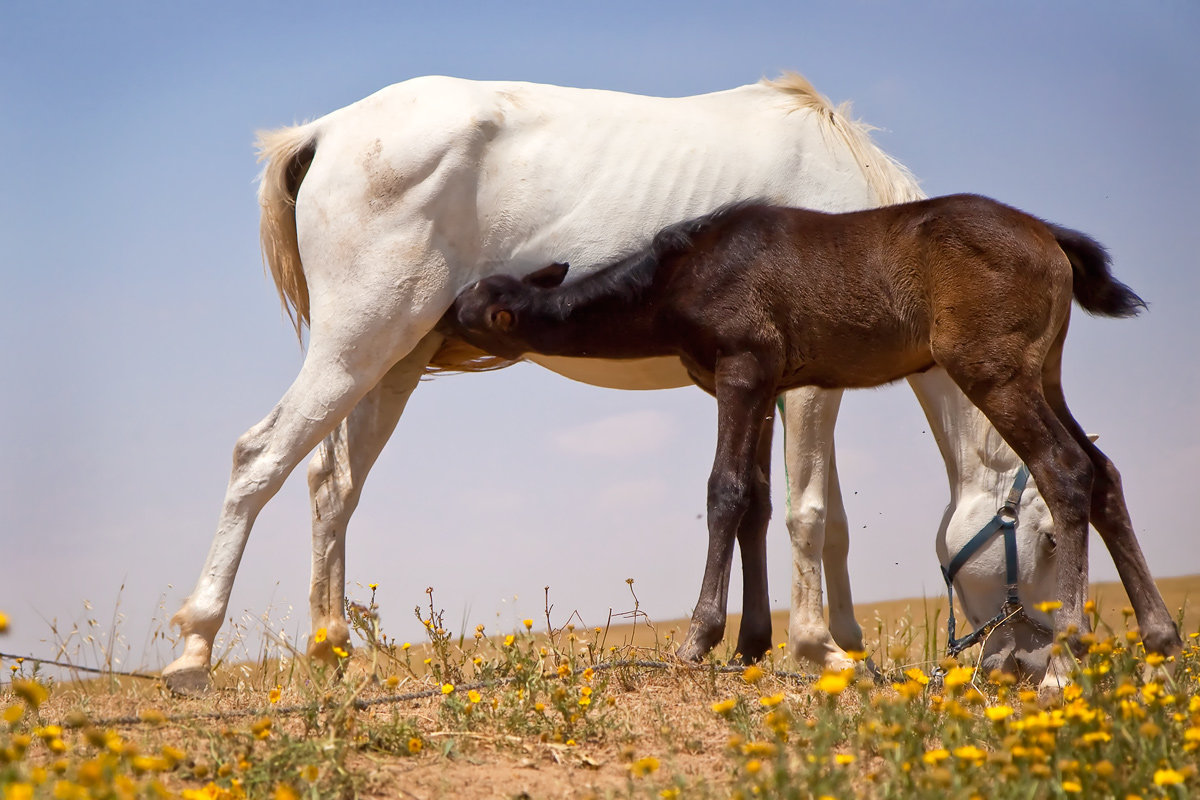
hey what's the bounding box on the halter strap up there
[942,465,1030,656]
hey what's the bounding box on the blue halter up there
[941,464,1031,657]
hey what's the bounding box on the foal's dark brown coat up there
[442,194,1180,670]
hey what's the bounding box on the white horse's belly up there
[525,354,693,390]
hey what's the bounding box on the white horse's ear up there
[1087,433,1099,443]
[524,262,569,288]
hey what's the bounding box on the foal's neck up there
[524,260,666,358]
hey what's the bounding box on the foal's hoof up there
[162,666,212,697]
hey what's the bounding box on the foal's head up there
[441,262,570,358]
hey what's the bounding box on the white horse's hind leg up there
[780,387,859,672]
[164,331,421,694]
[305,333,443,662]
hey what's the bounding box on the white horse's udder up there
[526,355,693,390]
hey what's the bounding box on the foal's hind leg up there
[1039,358,1181,660]
[732,400,776,663]
[941,363,1095,689]
[305,333,444,663]
[677,353,778,663]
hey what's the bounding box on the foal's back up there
[661,194,1072,391]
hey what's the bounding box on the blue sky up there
[2,3,1197,671]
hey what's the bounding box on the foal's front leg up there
[732,399,776,662]
[678,354,778,663]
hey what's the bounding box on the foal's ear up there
[524,262,570,289]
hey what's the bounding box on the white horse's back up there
[266,74,918,386]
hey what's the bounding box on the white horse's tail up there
[256,124,319,340]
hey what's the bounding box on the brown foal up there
[440,194,1181,676]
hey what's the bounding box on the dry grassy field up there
[2,575,1198,799]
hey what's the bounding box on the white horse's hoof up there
[163,666,212,696]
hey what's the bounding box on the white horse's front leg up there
[820,447,865,656]
[780,387,860,672]
[305,334,442,662]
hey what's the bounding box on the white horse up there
[164,74,1175,693]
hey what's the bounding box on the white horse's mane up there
[761,72,924,206]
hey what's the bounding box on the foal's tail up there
[1048,223,1146,318]
[257,123,320,340]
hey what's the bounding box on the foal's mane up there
[762,72,924,206]
[546,201,763,318]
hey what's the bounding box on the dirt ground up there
[10,575,1197,800]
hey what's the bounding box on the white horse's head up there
[935,433,1104,679]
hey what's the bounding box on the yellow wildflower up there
[922,748,950,765]
[630,756,660,777]
[985,704,1014,722]
[13,679,48,709]
[759,693,785,708]
[300,764,319,782]
[711,698,737,715]
[332,646,348,659]
[523,619,534,630]
[467,690,482,704]
[904,667,931,685]
[764,710,790,735]
[1061,780,1082,793]
[1034,600,1062,613]
[268,686,282,704]
[181,783,224,800]
[504,634,515,647]
[745,759,762,774]
[741,665,764,684]
[2,704,23,724]
[440,683,454,695]
[1154,769,1185,786]
[741,741,778,758]
[953,745,986,764]
[250,717,272,740]
[273,784,299,800]
[132,755,170,774]
[0,611,8,632]
[407,737,422,754]
[834,753,856,765]
[814,669,853,696]
[313,628,327,644]
[35,725,63,741]
[942,665,975,691]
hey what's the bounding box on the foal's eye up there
[488,308,513,331]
